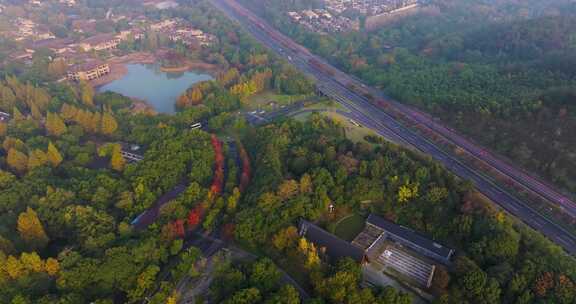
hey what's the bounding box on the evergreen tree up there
[46,142,63,167]
[17,207,49,250]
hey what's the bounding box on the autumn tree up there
[272,226,299,252]
[189,87,203,105]
[27,149,48,170]
[298,238,320,270]
[0,122,7,137]
[176,94,191,109]
[4,255,24,279]
[45,257,60,276]
[110,144,125,171]
[80,81,94,107]
[17,207,49,250]
[7,148,28,173]
[46,112,67,136]
[12,106,24,121]
[60,103,78,121]
[21,252,44,273]
[47,142,63,167]
[534,272,554,298]
[100,112,118,135]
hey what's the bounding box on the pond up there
[98,64,213,114]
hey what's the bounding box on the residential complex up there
[324,0,420,15]
[67,60,111,82]
[288,0,420,33]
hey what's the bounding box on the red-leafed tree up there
[210,135,225,196]
[187,204,204,229]
[174,219,185,238]
[222,223,236,241]
[237,140,251,192]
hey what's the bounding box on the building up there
[26,38,75,54]
[299,219,365,263]
[360,214,454,265]
[298,214,454,290]
[9,49,35,62]
[79,34,120,51]
[67,60,110,81]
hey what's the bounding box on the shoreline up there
[160,61,218,73]
[91,52,219,88]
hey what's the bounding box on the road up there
[210,0,576,254]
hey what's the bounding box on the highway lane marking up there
[220,1,576,254]
[557,236,574,246]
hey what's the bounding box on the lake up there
[98,64,213,113]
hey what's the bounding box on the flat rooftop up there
[367,214,453,262]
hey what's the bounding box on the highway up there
[210,0,576,255]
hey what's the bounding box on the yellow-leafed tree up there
[110,144,125,171]
[46,112,67,137]
[44,257,60,276]
[17,207,49,250]
[47,142,63,167]
[12,106,24,121]
[190,87,203,105]
[28,149,48,170]
[2,137,26,152]
[20,252,44,273]
[60,103,78,121]
[30,102,42,120]
[7,148,28,173]
[80,81,94,107]
[100,112,118,135]
[4,255,24,279]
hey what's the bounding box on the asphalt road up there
[211,0,576,255]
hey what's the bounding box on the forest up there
[238,0,576,194]
[1,0,576,303]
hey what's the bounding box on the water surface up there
[99,64,212,113]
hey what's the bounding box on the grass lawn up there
[323,112,378,143]
[245,91,311,110]
[334,214,366,241]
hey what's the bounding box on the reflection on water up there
[98,64,212,113]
